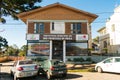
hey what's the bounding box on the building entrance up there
[52,40,63,60]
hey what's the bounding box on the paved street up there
[1,62,120,80]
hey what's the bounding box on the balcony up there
[99,33,109,41]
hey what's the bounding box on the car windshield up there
[52,60,64,65]
[19,60,33,65]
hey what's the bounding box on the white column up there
[50,40,52,60]
[63,40,66,63]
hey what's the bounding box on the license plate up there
[25,72,32,76]
[58,71,63,73]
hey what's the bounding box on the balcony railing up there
[99,33,109,41]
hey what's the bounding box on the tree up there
[19,45,27,56]
[7,44,19,56]
[93,36,99,44]
[0,0,42,23]
[0,36,8,55]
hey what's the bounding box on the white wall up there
[50,22,65,34]
[106,6,120,45]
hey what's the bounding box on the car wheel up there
[46,72,51,80]
[10,71,13,77]
[62,73,67,77]
[97,67,103,73]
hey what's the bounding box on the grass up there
[67,63,96,72]
[68,67,96,72]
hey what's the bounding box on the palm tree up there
[0,0,42,23]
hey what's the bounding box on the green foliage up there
[103,48,108,53]
[67,58,72,61]
[0,36,8,51]
[7,45,19,56]
[86,57,92,62]
[20,45,27,52]
[93,36,99,44]
[73,58,85,62]
[0,0,42,23]
[18,51,25,56]
[68,68,95,72]
[19,45,27,56]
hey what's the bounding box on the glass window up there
[27,42,50,56]
[19,60,33,65]
[115,58,120,62]
[104,58,113,63]
[103,41,107,48]
[71,23,81,34]
[66,41,88,56]
[34,23,44,34]
[52,22,54,30]
[111,24,115,32]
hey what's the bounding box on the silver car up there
[10,60,38,80]
[95,57,120,73]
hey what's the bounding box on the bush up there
[67,58,72,61]
[86,57,92,62]
[88,68,96,72]
[73,58,84,62]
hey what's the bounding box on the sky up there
[0,0,120,48]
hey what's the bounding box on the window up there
[115,58,120,62]
[103,41,107,48]
[111,24,115,32]
[52,22,54,30]
[104,58,113,63]
[66,41,88,56]
[34,23,44,34]
[71,23,81,34]
[19,60,33,65]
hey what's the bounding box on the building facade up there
[98,5,120,54]
[17,3,97,62]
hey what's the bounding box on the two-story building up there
[98,5,120,54]
[17,3,98,62]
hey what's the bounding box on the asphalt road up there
[1,62,120,80]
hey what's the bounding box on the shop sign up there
[26,34,39,40]
[76,34,88,40]
[42,34,73,40]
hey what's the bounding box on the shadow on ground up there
[0,72,83,80]
[0,72,12,80]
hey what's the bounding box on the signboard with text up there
[42,34,74,40]
[76,34,88,40]
[26,34,39,40]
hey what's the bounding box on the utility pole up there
[0,64,2,79]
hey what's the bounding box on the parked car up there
[95,57,120,73]
[39,59,67,79]
[10,60,39,80]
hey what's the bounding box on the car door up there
[101,58,113,72]
[112,58,120,73]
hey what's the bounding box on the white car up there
[95,57,120,73]
[10,60,38,80]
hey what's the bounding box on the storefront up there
[26,34,88,62]
[17,3,98,63]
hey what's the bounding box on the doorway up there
[52,40,63,60]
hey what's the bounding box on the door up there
[102,58,113,72]
[112,57,120,73]
[52,40,63,61]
